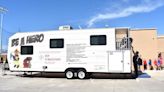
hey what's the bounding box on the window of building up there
[50,39,64,48]
[21,46,33,55]
[90,35,106,45]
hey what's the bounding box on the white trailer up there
[7,28,132,79]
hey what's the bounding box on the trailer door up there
[108,51,124,72]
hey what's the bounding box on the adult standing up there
[133,51,139,78]
[1,57,6,75]
[131,38,139,78]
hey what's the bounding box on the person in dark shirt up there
[133,51,139,78]
[130,38,139,78]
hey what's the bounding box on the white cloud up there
[87,0,164,27]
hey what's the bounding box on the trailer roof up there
[13,27,130,33]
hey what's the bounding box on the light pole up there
[0,7,8,56]
[0,7,8,76]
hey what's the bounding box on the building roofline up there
[157,35,164,38]
[130,28,157,31]
[115,27,130,29]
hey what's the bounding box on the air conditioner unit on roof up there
[59,25,73,30]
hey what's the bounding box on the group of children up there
[143,59,162,70]
[140,53,163,70]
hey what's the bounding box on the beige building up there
[130,28,164,66]
[157,36,164,59]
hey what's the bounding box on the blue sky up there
[0,0,164,49]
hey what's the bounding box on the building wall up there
[157,36,164,63]
[130,29,158,61]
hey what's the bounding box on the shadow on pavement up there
[15,72,136,79]
[138,73,151,78]
[4,70,151,79]
[90,71,144,79]
[90,73,134,79]
[17,72,66,79]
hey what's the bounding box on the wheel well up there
[65,68,86,72]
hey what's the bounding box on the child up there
[143,60,147,70]
[154,59,157,70]
[148,59,153,70]
[157,59,161,70]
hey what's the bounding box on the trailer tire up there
[77,69,86,79]
[65,69,74,79]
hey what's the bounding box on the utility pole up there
[0,7,7,56]
[0,6,8,76]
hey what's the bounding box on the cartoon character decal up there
[11,49,32,69]
[13,49,20,68]
[23,57,32,68]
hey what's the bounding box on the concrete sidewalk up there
[1,66,164,92]
[141,70,164,77]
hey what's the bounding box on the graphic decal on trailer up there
[10,49,32,69]
[12,49,20,68]
[23,57,32,68]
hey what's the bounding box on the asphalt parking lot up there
[0,65,164,92]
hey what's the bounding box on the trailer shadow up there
[90,72,151,79]
[17,72,135,79]
[91,73,135,79]
[14,71,151,79]
[17,72,66,78]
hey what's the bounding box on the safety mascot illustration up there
[13,49,20,68]
[23,57,32,68]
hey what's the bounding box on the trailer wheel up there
[65,69,74,79]
[77,69,86,79]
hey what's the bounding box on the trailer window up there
[90,35,106,45]
[21,46,33,55]
[50,39,64,48]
